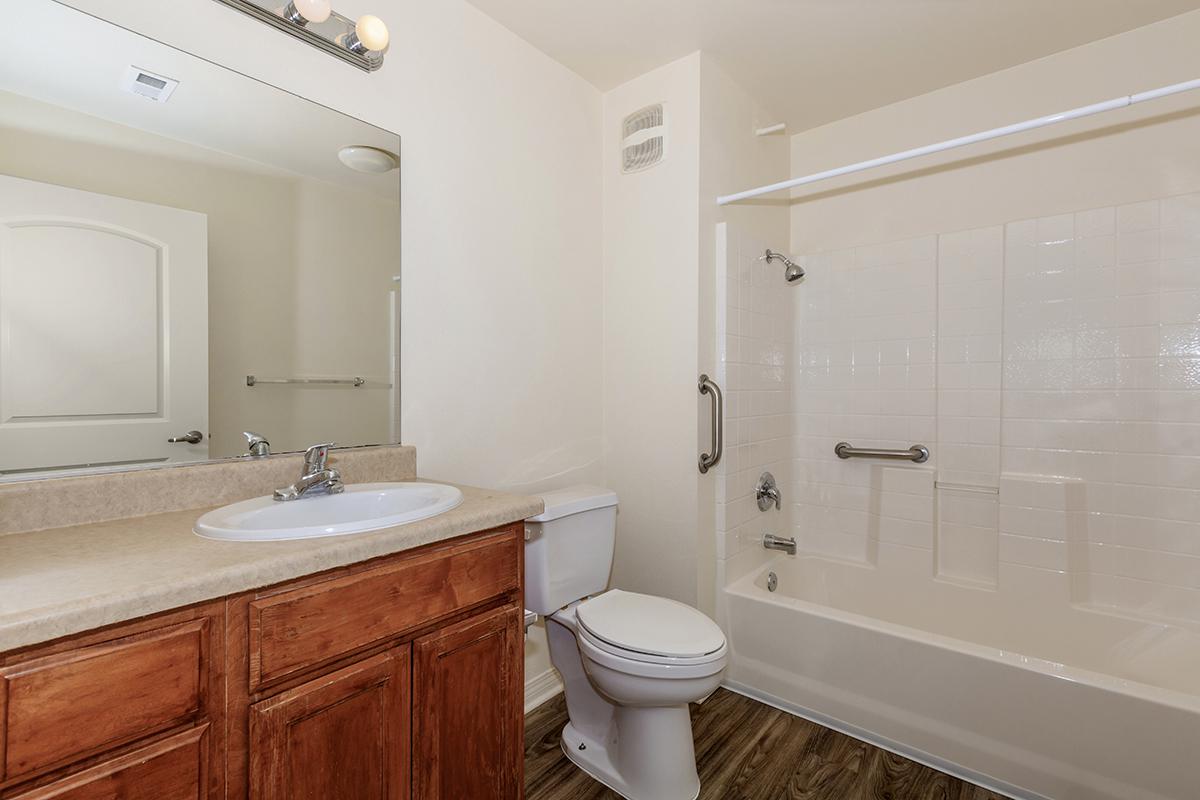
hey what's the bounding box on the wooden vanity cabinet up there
[0,602,225,800]
[0,522,525,800]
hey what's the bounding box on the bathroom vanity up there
[0,524,525,800]
[0,447,540,800]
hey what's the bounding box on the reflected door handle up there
[168,430,204,444]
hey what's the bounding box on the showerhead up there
[762,249,805,282]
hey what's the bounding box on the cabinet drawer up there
[1,619,211,783]
[248,526,519,689]
[9,725,209,800]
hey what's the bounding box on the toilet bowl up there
[524,486,727,800]
[546,597,727,800]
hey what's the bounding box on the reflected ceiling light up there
[345,14,390,54]
[214,0,389,72]
[281,0,331,25]
[338,145,398,174]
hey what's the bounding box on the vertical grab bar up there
[698,374,723,474]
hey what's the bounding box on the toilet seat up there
[576,589,726,662]
[578,625,728,666]
[576,626,728,680]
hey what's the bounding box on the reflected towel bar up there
[247,375,366,387]
[835,441,929,464]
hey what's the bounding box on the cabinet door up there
[248,648,410,800]
[413,604,523,800]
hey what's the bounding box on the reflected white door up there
[0,175,208,474]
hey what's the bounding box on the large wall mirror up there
[0,0,401,479]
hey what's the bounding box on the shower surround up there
[714,192,1200,800]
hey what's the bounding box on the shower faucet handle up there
[756,472,782,511]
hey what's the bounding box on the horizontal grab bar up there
[835,441,929,464]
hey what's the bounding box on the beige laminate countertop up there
[0,481,542,652]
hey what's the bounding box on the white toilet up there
[525,485,727,800]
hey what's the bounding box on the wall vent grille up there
[620,103,666,173]
[622,137,665,173]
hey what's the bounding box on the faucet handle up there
[303,442,336,473]
[756,471,782,511]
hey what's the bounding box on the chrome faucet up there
[763,534,797,555]
[274,443,344,501]
[243,431,271,458]
[756,472,782,511]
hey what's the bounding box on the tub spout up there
[763,534,796,555]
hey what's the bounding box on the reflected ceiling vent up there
[120,66,179,103]
[621,103,666,173]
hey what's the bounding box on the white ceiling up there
[464,0,1200,130]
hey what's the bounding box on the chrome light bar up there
[212,0,387,72]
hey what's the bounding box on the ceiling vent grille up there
[120,66,179,103]
[621,103,666,173]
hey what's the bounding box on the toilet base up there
[559,706,701,800]
[561,722,637,800]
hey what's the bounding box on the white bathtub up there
[723,554,1200,800]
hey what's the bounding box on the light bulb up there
[355,14,389,51]
[282,0,331,24]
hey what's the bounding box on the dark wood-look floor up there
[526,689,1007,800]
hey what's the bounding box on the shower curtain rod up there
[716,77,1200,206]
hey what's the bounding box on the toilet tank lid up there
[527,485,618,522]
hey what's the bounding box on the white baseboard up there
[721,680,1041,800]
[524,668,563,714]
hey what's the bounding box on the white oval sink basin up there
[194,482,464,542]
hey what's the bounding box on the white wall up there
[62,0,604,705]
[599,52,788,616]
[602,53,702,606]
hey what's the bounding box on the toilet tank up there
[524,485,618,616]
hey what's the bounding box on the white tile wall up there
[938,227,1003,487]
[768,191,1200,623]
[938,487,999,586]
[997,474,1082,575]
[1002,198,1200,620]
[792,237,937,564]
[715,224,793,577]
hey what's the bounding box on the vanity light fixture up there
[344,14,390,54]
[212,0,390,72]
[338,145,398,174]
[281,0,331,26]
